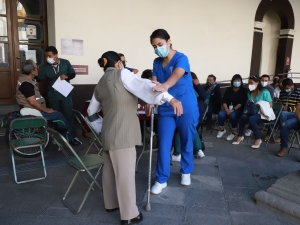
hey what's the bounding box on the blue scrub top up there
[152,51,198,116]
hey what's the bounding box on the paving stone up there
[186,213,231,225]
[190,175,223,192]
[230,211,281,225]
[31,215,84,225]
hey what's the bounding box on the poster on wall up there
[72,65,88,75]
[61,38,73,55]
[26,25,37,39]
[61,38,84,56]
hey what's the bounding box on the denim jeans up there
[280,111,296,127]
[218,108,243,129]
[41,111,73,140]
[238,114,269,140]
[280,113,300,148]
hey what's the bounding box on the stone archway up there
[250,0,295,76]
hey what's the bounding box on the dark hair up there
[191,72,198,80]
[249,75,262,91]
[273,75,280,79]
[141,69,152,79]
[231,74,243,87]
[208,74,216,81]
[45,46,58,55]
[282,78,294,87]
[150,29,170,42]
[118,53,124,57]
[98,51,121,71]
[21,60,36,75]
[261,74,270,80]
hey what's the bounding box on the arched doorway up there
[250,0,295,76]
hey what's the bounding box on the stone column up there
[250,21,265,76]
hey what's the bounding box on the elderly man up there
[15,60,80,146]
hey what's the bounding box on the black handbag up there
[243,100,259,116]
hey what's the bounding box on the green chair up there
[72,109,102,155]
[288,130,300,154]
[9,117,47,184]
[46,127,104,214]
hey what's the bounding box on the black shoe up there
[106,207,119,212]
[121,212,143,225]
[69,139,81,146]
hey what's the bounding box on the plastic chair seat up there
[68,154,104,171]
[10,137,42,149]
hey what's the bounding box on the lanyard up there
[52,64,60,77]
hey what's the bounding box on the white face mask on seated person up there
[248,84,257,92]
[261,81,268,87]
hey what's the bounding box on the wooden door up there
[0,0,48,104]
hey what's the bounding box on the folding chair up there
[288,130,300,154]
[9,117,47,184]
[72,109,102,155]
[263,102,283,147]
[46,128,104,214]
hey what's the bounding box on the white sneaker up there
[216,129,226,138]
[181,174,191,186]
[245,129,252,137]
[73,137,83,145]
[196,150,205,158]
[172,154,181,162]
[226,133,237,141]
[150,182,167,194]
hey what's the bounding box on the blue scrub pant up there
[156,110,199,184]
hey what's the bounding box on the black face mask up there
[273,78,279,84]
[206,82,213,87]
[121,61,126,67]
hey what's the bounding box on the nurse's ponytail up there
[98,51,121,71]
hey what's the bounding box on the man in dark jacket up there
[204,74,222,129]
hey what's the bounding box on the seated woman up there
[204,74,222,130]
[216,74,247,140]
[232,75,273,148]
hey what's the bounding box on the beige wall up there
[48,0,300,84]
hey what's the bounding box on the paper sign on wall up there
[26,25,37,39]
[25,50,37,62]
[61,38,84,56]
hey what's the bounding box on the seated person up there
[119,53,139,74]
[16,60,79,145]
[261,74,274,100]
[232,76,273,149]
[216,74,247,140]
[274,78,300,143]
[191,72,208,124]
[276,101,300,160]
[204,74,222,129]
[141,69,152,80]
[273,76,283,100]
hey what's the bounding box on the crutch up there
[145,107,154,211]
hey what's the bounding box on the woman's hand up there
[169,98,183,116]
[152,81,170,93]
[145,104,154,116]
[226,110,233,116]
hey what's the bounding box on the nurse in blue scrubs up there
[146,29,199,194]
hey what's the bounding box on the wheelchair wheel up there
[9,126,49,157]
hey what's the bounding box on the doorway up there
[0,0,48,104]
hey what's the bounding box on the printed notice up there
[25,50,37,62]
[72,65,88,75]
[61,38,84,56]
[26,25,37,39]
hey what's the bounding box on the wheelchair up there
[3,108,68,158]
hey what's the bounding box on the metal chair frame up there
[46,127,104,214]
[9,117,47,184]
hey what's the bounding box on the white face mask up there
[261,81,268,87]
[248,84,257,91]
[47,57,55,64]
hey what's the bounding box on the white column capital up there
[254,21,265,29]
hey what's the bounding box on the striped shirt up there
[279,87,300,112]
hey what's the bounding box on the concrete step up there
[255,171,300,220]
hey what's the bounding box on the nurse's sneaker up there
[195,150,205,158]
[181,174,191,186]
[245,129,252,137]
[150,182,167,194]
[172,154,181,162]
[216,129,226,138]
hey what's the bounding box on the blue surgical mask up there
[285,89,291,93]
[154,45,169,58]
[233,82,241,87]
